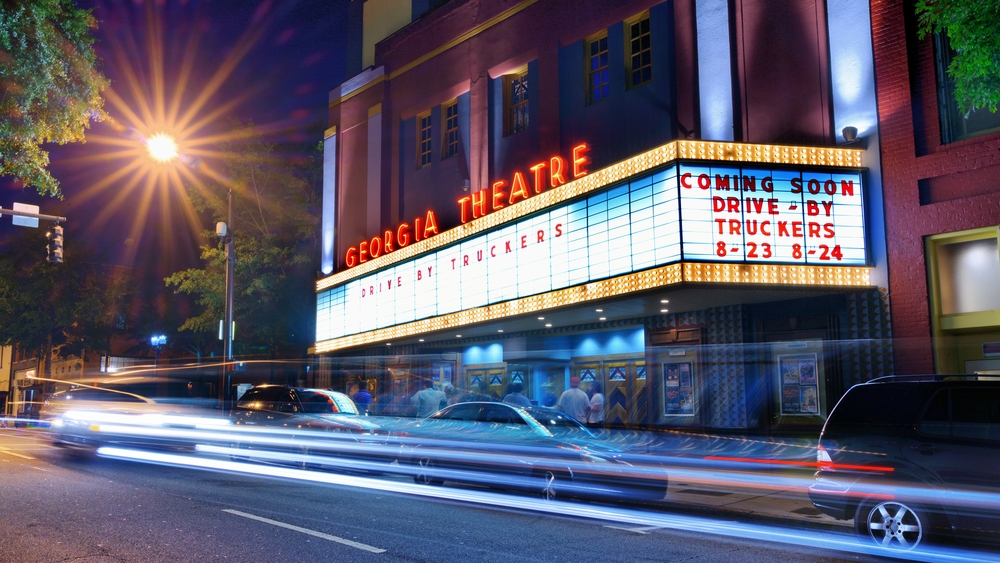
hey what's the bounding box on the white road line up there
[0,447,35,460]
[603,525,665,534]
[222,509,386,554]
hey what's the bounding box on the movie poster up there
[678,363,692,387]
[782,385,800,412]
[800,386,819,413]
[664,362,694,416]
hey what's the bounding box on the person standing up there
[587,382,605,428]
[352,380,372,413]
[556,376,589,422]
[502,382,532,407]
[412,380,446,417]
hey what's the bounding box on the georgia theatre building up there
[313,0,891,433]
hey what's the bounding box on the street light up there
[151,334,166,380]
[146,133,179,162]
[216,188,235,408]
[141,132,234,408]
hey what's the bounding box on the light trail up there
[52,410,1000,514]
[96,446,996,563]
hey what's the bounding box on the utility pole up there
[1,205,68,406]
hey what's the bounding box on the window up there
[931,231,1000,315]
[503,68,529,136]
[434,404,482,421]
[418,112,432,167]
[626,14,652,88]
[918,390,950,436]
[442,100,459,159]
[934,33,1000,143]
[951,388,1000,442]
[587,33,609,104]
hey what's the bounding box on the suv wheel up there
[855,498,925,550]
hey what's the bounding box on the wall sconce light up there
[842,126,858,143]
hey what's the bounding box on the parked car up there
[229,385,396,471]
[394,402,668,502]
[43,385,223,456]
[809,375,1000,551]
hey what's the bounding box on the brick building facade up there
[871,0,1000,375]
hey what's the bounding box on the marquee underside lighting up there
[313,263,872,353]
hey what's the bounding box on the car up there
[229,385,396,471]
[394,401,668,502]
[809,375,1000,551]
[43,385,224,456]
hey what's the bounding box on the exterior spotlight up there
[842,126,858,143]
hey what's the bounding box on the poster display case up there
[663,361,695,416]
[772,340,827,421]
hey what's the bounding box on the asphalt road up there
[0,431,932,563]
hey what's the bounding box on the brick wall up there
[870,0,1000,373]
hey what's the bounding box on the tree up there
[0,229,147,386]
[165,121,321,360]
[0,0,109,198]
[916,0,1000,114]
[0,228,83,380]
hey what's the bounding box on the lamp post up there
[144,132,234,408]
[216,188,235,409]
[151,334,166,388]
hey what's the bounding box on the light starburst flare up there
[145,133,179,162]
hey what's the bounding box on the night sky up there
[1,0,350,282]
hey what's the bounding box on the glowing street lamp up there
[145,133,179,163]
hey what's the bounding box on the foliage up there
[916,0,1000,114]
[0,229,133,366]
[0,0,109,198]
[165,121,321,359]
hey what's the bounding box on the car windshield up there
[522,407,593,437]
[51,387,150,403]
[298,390,359,415]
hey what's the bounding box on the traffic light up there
[46,225,63,263]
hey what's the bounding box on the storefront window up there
[935,236,1000,315]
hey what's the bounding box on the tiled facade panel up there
[649,305,748,429]
[845,288,894,385]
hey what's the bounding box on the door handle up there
[910,443,938,455]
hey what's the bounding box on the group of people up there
[350,375,605,427]
[555,376,605,427]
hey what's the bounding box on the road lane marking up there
[222,509,386,553]
[0,447,35,460]
[603,525,665,534]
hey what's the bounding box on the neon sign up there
[345,210,439,268]
[457,143,591,223]
[343,143,591,269]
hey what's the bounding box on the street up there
[0,429,928,563]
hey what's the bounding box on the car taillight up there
[817,444,833,471]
